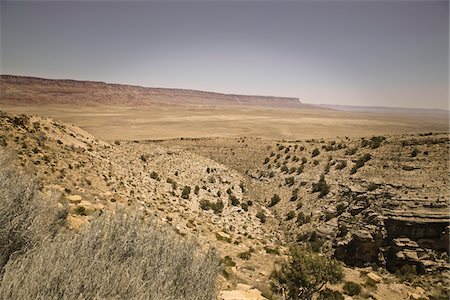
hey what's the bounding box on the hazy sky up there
[1,0,449,109]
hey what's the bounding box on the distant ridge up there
[0,75,308,108]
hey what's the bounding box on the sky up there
[1,0,449,109]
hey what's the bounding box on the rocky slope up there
[0,75,305,108]
[1,111,449,300]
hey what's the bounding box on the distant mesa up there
[0,75,306,108]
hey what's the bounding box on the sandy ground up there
[0,104,448,140]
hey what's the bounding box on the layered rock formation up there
[0,75,304,108]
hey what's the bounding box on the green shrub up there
[199,199,224,214]
[270,246,343,300]
[256,211,266,223]
[312,148,320,157]
[181,186,191,199]
[290,188,299,201]
[264,246,280,255]
[222,256,236,267]
[238,248,254,260]
[345,148,357,155]
[194,185,200,195]
[1,210,220,299]
[150,171,160,181]
[395,264,417,282]
[286,211,296,221]
[335,160,347,170]
[312,175,330,197]
[351,153,372,174]
[285,177,295,186]
[370,136,385,149]
[229,195,240,206]
[318,288,344,300]
[269,194,281,207]
[296,212,311,225]
[343,281,361,296]
[73,206,87,216]
[167,178,177,189]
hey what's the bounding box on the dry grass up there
[0,150,220,299]
[0,150,67,274]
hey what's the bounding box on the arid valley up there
[0,75,449,300]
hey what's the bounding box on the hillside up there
[0,110,448,299]
[0,75,306,108]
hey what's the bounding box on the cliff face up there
[0,75,303,107]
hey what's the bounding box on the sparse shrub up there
[336,202,346,215]
[1,209,220,299]
[222,256,236,267]
[264,246,280,255]
[313,160,319,165]
[343,281,361,296]
[256,211,266,223]
[290,188,299,201]
[270,245,343,300]
[286,211,296,221]
[239,182,245,192]
[370,136,384,149]
[0,151,67,274]
[395,264,417,282]
[301,157,307,164]
[73,206,87,216]
[285,176,295,186]
[114,140,120,145]
[229,195,240,206]
[411,148,419,157]
[240,202,249,211]
[312,175,330,197]
[318,288,344,300]
[351,153,372,174]
[194,185,200,195]
[264,157,270,164]
[281,165,288,173]
[167,178,177,189]
[150,171,160,181]
[335,160,347,170]
[181,186,191,199]
[296,212,311,225]
[269,194,281,207]
[311,148,320,157]
[367,183,379,191]
[345,148,357,155]
[238,248,253,260]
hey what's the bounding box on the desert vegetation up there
[0,110,448,300]
[0,150,220,299]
